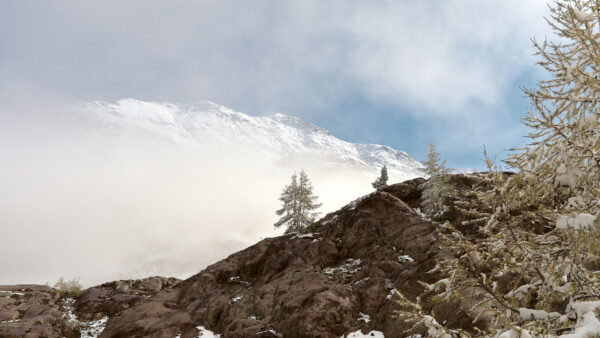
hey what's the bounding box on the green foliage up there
[372,165,389,191]
[54,277,83,299]
[274,170,322,234]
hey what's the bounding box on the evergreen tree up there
[274,170,322,234]
[372,165,389,191]
[421,142,451,217]
[274,172,298,230]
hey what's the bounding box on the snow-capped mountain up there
[76,99,424,182]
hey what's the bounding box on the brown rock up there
[0,285,64,338]
[100,179,449,337]
[0,277,179,337]
[0,176,502,337]
[74,276,181,321]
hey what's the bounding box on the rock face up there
[98,177,450,337]
[0,285,65,338]
[74,276,181,322]
[2,177,491,337]
[0,277,180,338]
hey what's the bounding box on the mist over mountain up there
[0,99,424,286]
[77,99,424,182]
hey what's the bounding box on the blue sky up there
[0,1,553,169]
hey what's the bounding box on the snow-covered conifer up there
[274,170,322,234]
[372,165,389,191]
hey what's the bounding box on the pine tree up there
[421,142,451,217]
[372,165,389,191]
[274,170,322,234]
[274,172,298,230]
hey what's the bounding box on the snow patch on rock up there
[343,330,385,338]
[195,326,221,337]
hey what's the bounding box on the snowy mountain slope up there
[77,99,424,182]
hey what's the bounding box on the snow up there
[61,298,108,338]
[557,301,600,337]
[518,308,560,320]
[397,255,414,263]
[78,99,425,183]
[422,278,450,292]
[567,196,584,208]
[0,291,24,297]
[420,315,451,338]
[357,312,371,323]
[80,316,109,338]
[353,277,370,285]
[196,326,221,337]
[228,276,251,287]
[556,213,596,230]
[568,300,600,317]
[343,330,385,338]
[505,282,541,300]
[323,258,361,275]
[230,296,243,304]
[560,312,600,337]
[256,329,279,336]
[496,327,532,338]
[386,288,397,300]
[573,7,594,22]
[414,208,427,219]
[321,214,338,226]
[292,233,314,239]
[0,319,20,324]
[554,282,571,294]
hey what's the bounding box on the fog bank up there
[0,109,382,286]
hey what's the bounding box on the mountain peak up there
[76,99,424,181]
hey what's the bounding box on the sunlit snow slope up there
[79,99,424,182]
[0,99,426,286]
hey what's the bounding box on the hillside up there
[0,175,501,338]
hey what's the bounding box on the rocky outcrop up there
[1,176,496,337]
[0,277,180,338]
[0,284,68,338]
[98,178,452,337]
[74,276,181,321]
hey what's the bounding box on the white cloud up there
[0,1,551,118]
[339,0,550,115]
[0,109,378,285]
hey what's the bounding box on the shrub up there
[54,277,84,299]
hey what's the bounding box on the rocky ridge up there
[0,176,491,337]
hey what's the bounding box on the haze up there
[0,108,382,286]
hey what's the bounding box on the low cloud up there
[0,108,381,286]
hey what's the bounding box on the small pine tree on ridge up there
[274,170,322,234]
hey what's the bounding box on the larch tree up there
[372,165,389,191]
[421,142,452,218]
[274,170,322,234]
[395,1,600,336]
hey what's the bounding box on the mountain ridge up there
[0,175,498,337]
[76,98,425,183]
